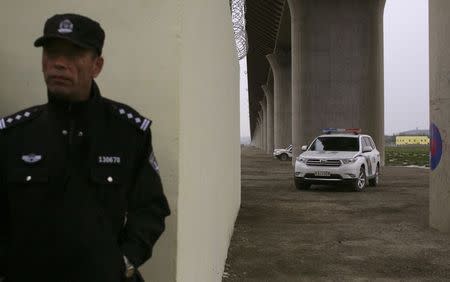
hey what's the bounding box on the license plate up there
[315,171,331,177]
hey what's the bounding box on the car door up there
[361,137,374,176]
[367,136,380,169]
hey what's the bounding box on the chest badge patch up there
[98,156,121,165]
[22,154,42,164]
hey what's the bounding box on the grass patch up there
[385,145,429,167]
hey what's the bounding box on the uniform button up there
[62,130,68,135]
[26,176,32,182]
[78,131,84,137]
[107,176,114,183]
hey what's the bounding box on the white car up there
[294,129,380,191]
[273,144,293,161]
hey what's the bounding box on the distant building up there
[396,135,430,145]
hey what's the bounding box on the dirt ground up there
[223,146,450,282]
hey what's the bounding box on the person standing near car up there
[0,13,170,282]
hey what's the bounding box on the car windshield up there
[309,137,359,152]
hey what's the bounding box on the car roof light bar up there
[322,128,362,135]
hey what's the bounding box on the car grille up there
[306,159,341,167]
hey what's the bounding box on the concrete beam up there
[429,0,450,232]
[266,52,292,149]
[261,84,275,154]
[287,0,385,163]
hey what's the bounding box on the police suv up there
[294,129,380,192]
[273,144,293,161]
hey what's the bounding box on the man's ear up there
[93,56,104,78]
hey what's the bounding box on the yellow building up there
[396,136,430,145]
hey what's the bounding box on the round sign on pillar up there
[430,123,443,170]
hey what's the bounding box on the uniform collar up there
[47,81,101,116]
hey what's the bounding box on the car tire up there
[280,153,288,161]
[369,164,379,187]
[295,178,310,190]
[353,167,367,192]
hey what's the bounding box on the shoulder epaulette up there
[0,105,44,131]
[105,98,152,132]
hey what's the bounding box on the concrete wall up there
[177,0,241,281]
[0,1,240,281]
[429,0,450,232]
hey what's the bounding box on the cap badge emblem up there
[22,154,43,164]
[58,19,74,34]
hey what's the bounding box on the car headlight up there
[342,158,357,164]
[296,157,307,163]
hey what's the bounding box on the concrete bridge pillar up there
[252,120,258,147]
[266,52,292,149]
[255,119,263,149]
[287,0,385,162]
[261,84,275,154]
[429,0,450,232]
[259,98,268,151]
[258,111,265,150]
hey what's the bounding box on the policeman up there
[0,13,170,282]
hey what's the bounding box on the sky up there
[240,0,429,138]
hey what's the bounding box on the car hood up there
[300,151,359,159]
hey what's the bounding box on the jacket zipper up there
[68,104,75,147]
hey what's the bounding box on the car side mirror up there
[301,145,308,151]
[363,146,372,153]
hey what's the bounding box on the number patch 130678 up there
[98,156,121,164]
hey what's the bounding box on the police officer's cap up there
[34,13,105,55]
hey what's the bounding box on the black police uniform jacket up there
[0,81,170,282]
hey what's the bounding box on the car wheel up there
[369,165,379,187]
[353,167,367,192]
[280,153,288,161]
[295,178,310,190]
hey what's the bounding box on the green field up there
[385,145,429,167]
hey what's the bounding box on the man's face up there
[42,39,103,101]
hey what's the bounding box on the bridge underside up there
[246,0,450,235]
[247,0,385,164]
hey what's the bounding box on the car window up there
[310,137,359,152]
[362,137,372,149]
[369,137,376,149]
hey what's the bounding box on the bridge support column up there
[267,52,292,149]
[287,0,385,163]
[429,0,450,232]
[253,119,261,148]
[259,97,268,152]
[262,85,274,154]
[258,111,265,150]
